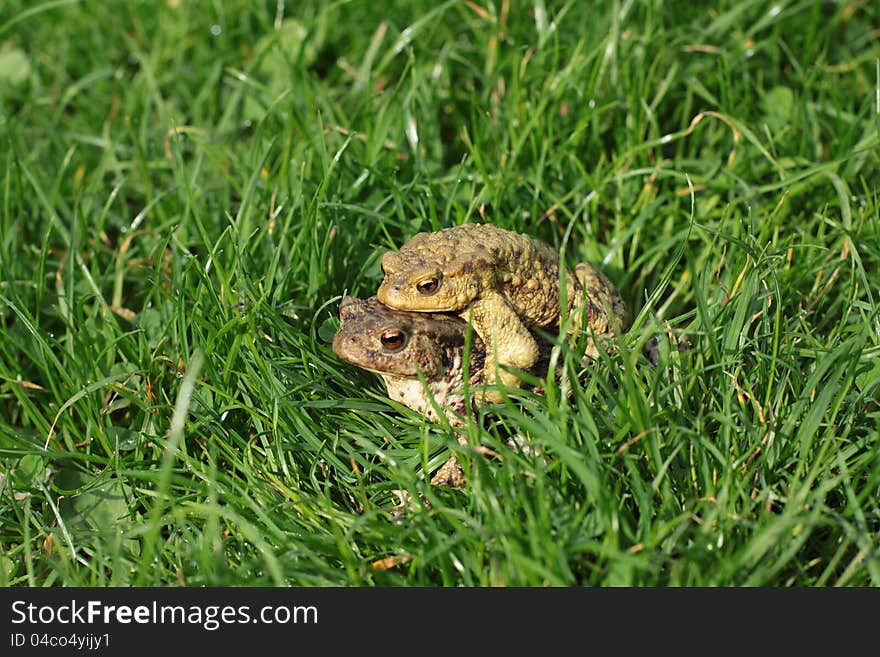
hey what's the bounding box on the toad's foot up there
[430,454,467,488]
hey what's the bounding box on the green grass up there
[1,0,878,586]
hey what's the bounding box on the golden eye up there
[380,329,407,352]
[416,277,439,295]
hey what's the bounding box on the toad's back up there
[379,223,574,327]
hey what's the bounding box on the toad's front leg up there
[465,291,539,404]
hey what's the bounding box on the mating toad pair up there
[333,224,628,429]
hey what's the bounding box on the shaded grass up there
[0,0,878,586]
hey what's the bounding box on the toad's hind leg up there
[465,291,538,404]
[572,263,628,357]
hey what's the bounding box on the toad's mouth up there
[340,359,425,378]
[381,298,462,314]
[357,364,418,377]
[377,285,459,313]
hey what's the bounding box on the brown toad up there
[376,223,627,401]
[331,296,560,486]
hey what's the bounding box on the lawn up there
[1,0,878,586]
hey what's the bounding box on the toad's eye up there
[416,277,440,295]
[380,330,407,352]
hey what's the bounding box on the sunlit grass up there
[0,0,878,586]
